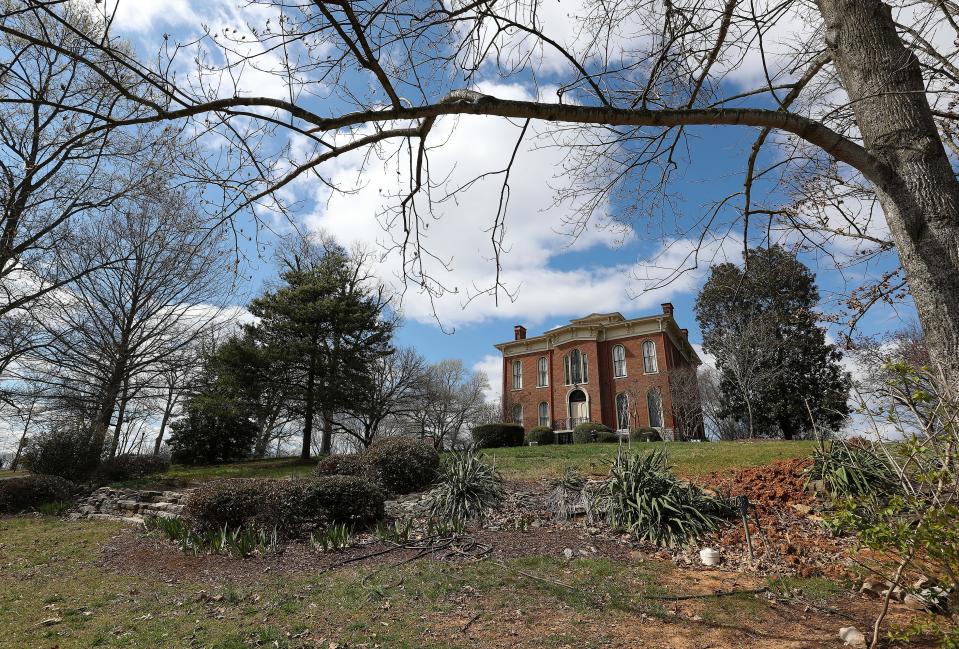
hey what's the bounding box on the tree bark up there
[302,352,317,459]
[817,0,959,375]
[320,409,333,455]
[10,403,34,471]
[153,388,177,455]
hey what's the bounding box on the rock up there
[912,576,930,591]
[859,578,885,598]
[790,503,813,516]
[839,626,867,648]
[903,593,930,611]
[563,548,573,561]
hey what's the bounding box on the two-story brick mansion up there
[494,304,702,439]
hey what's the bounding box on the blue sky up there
[104,0,914,396]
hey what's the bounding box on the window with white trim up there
[564,348,588,385]
[512,404,523,426]
[537,357,548,387]
[612,344,626,378]
[512,359,522,389]
[642,340,658,373]
[538,401,549,427]
[615,393,629,431]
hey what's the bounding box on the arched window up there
[538,401,550,427]
[642,340,658,373]
[647,388,663,428]
[612,344,626,377]
[615,393,629,431]
[537,357,548,387]
[512,404,523,426]
[512,359,523,389]
[564,348,588,384]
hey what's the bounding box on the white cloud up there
[472,354,502,403]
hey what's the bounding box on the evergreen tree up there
[695,246,850,439]
[249,240,394,458]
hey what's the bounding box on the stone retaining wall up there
[70,487,190,524]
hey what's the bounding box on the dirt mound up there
[707,457,814,509]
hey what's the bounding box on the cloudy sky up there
[98,0,915,399]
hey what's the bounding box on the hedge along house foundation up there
[495,307,704,442]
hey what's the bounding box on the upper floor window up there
[512,403,523,425]
[512,360,523,389]
[564,348,589,385]
[538,401,550,427]
[537,357,548,387]
[642,340,658,374]
[612,344,626,377]
[615,393,629,431]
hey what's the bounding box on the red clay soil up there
[694,458,853,579]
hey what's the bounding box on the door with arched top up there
[568,389,588,426]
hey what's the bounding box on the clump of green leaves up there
[144,515,278,557]
[595,449,735,547]
[807,440,898,499]
[309,523,354,552]
[427,449,504,525]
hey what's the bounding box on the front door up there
[568,389,588,425]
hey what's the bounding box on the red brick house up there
[494,304,703,440]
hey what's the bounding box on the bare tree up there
[698,366,744,440]
[410,359,489,449]
[26,186,234,458]
[333,347,428,448]
[667,366,705,441]
[3,0,959,374]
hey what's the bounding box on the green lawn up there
[108,440,817,487]
[485,440,817,480]
[0,515,845,649]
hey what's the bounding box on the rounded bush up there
[185,476,386,539]
[314,454,376,481]
[0,475,78,513]
[95,454,171,483]
[526,426,554,445]
[21,426,99,481]
[572,422,612,444]
[364,437,440,494]
[630,427,662,442]
[596,431,622,443]
[471,423,524,449]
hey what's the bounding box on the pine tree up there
[696,246,850,439]
[249,241,394,458]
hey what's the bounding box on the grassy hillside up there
[106,440,817,487]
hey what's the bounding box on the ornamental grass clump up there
[427,449,504,525]
[596,448,735,547]
[807,440,898,499]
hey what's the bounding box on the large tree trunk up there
[153,389,176,455]
[109,381,130,458]
[320,409,333,455]
[818,0,959,376]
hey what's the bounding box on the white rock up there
[563,548,574,561]
[699,548,721,566]
[839,626,867,648]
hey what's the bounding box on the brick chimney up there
[661,302,674,317]
[514,324,527,341]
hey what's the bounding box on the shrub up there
[807,440,898,499]
[21,425,100,481]
[630,427,663,443]
[596,430,622,443]
[185,478,269,532]
[363,437,440,494]
[572,422,611,444]
[95,454,171,483]
[526,426,554,445]
[185,476,385,539]
[0,475,78,513]
[471,423,524,449]
[595,449,735,546]
[314,454,377,481]
[428,449,504,524]
[167,401,257,465]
